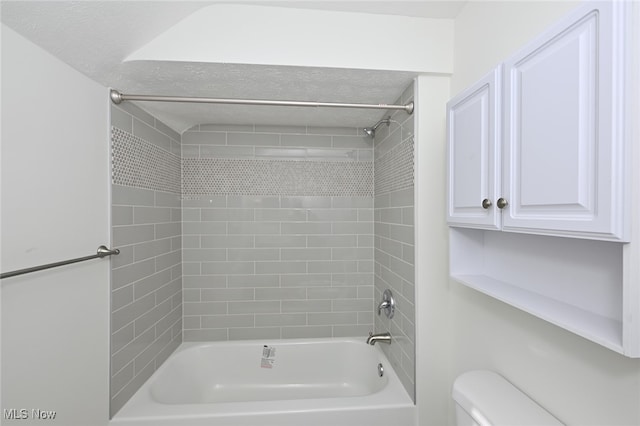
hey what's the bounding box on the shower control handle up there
[377,289,395,319]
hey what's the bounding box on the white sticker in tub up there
[261,345,276,369]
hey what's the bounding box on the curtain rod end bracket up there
[405,101,414,115]
[110,89,123,105]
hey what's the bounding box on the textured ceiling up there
[1,1,464,133]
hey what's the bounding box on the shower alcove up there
[106,3,456,416]
[109,84,418,416]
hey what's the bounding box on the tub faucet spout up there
[366,331,391,345]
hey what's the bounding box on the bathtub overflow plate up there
[377,363,384,377]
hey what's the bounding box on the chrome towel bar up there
[0,245,120,280]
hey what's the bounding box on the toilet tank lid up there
[452,370,563,426]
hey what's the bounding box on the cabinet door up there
[446,67,501,230]
[503,2,628,241]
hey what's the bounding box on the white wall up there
[414,74,451,425]
[126,4,454,74]
[444,2,640,424]
[1,25,110,425]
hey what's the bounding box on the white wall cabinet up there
[447,2,639,357]
[447,2,628,242]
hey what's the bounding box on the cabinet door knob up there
[497,198,508,209]
[482,198,492,209]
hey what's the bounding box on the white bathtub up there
[110,337,416,426]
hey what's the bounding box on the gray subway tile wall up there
[181,125,374,342]
[110,103,182,417]
[373,82,416,402]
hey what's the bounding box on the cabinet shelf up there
[450,227,626,355]
[452,273,623,353]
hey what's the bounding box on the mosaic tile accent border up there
[111,127,181,194]
[182,158,373,197]
[374,137,414,196]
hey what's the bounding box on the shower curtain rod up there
[110,90,414,115]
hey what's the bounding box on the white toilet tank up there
[452,370,563,426]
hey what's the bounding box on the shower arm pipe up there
[110,90,414,115]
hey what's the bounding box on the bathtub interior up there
[151,339,388,404]
[111,338,416,426]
